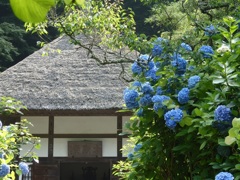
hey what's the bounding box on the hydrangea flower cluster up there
[123,89,139,109]
[132,54,160,82]
[214,105,232,122]
[152,44,163,57]
[204,25,217,36]
[19,162,29,175]
[164,109,183,129]
[188,75,200,88]
[134,144,142,152]
[152,95,170,112]
[199,45,214,58]
[171,54,187,76]
[124,37,215,131]
[0,164,10,177]
[181,42,192,51]
[178,88,189,104]
[215,172,234,180]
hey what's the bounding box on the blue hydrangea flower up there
[0,153,4,159]
[154,37,167,44]
[215,172,234,180]
[0,120,2,129]
[199,45,214,58]
[205,25,217,36]
[123,89,139,109]
[127,152,134,160]
[188,75,200,88]
[214,105,232,122]
[171,55,187,76]
[164,109,183,129]
[0,164,10,177]
[132,81,141,87]
[178,88,190,104]
[145,67,160,82]
[155,62,161,68]
[156,86,162,95]
[139,94,152,107]
[152,44,163,57]
[139,54,149,62]
[134,144,142,152]
[19,162,29,175]
[165,119,177,129]
[181,43,192,51]
[132,62,143,75]
[152,95,170,112]
[142,82,154,94]
[136,108,144,117]
[132,54,152,75]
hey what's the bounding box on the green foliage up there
[113,17,240,179]
[10,0,55,23]
[0,97,40,179]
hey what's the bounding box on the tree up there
[0,0,59,72]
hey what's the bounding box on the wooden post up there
[48,116,54,161]
[117,115,122,158]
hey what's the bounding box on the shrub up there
[113,17,240,179]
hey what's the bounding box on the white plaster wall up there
[20,138,48,157]
[122,116,132,134]
[53,138,117,157]
[21,116,49,134]
[54,116,117,134]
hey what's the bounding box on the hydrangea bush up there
[0,97,40,179]
[113,17,240,179]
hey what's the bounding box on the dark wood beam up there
[48,116,54,161]
[33,133,129,138]
[21,109,132,116]
[117,115,123,158]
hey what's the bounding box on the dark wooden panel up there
[32,164,59,180]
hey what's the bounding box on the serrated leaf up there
[225,136,236,145]
[10,0,55,23]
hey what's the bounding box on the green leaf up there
[76,0,85,7]
[225,136,236,145]
[35,143,41,150]
[228,80,240,87]
[10,0,55,23]
[213,78,225,84]
[230,25,238,35]
[232,118,240,128]
[200,141,207,150]
[235,164,240,170]
[64,0,72,4]
[192,108,202,117]
[228,54,239,62]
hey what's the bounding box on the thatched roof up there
[0,36,136,111]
